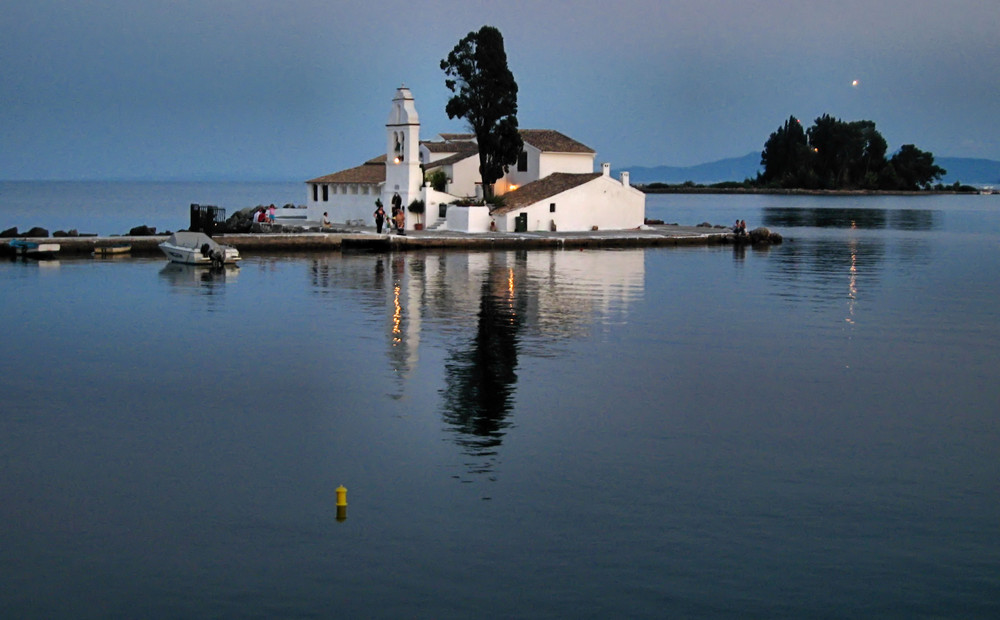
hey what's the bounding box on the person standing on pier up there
[374,200,386,234]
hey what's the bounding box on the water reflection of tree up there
[441,254,525,474]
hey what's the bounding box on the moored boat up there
[92,243,132,256]
[158,232,240,267]
[9,239,60,259]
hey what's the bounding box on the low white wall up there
[419,186,458,229]
[273,205,310,224]
[446,205,492,232]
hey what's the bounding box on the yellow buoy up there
[335,485,348,522]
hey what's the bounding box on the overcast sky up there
[3,0,998,180]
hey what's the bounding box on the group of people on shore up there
[733,219,748,236]
[374,193,405,235]
[318,194,407,234]
[251,204,276,224]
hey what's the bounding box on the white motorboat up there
[159,231,241,266]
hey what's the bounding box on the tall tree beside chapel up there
[441,26,523,199]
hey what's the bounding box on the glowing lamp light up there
[393,156,401,164]
[509,184,518,191]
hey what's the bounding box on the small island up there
[641,114,983,194]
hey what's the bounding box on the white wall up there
[306,183,383,225]
[444,156,481,198]
[500,148,595,194]
[538,152,595,178]
[501,144,542,192]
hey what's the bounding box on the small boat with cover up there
[9,239,60,259]
[159,231,240,267]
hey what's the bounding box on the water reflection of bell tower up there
[384,86,422,212]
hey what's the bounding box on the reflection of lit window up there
[508,268,517,323]
[392,284,402,344]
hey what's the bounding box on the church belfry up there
[384,86,422,211]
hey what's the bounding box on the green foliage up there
[441,26,523,199]
[807,115,888,189]
[889,144,947,190]
[449,194,507,207]
[426,170,448,192]
[407,199,425,214]
[711,180,752,189]
[757,114,943,190]
[760,116,815,187]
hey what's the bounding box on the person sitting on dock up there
[322,212,332,228]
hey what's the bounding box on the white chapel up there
[304,86,645,233]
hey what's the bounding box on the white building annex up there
[305,86,645,233]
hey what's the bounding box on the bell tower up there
[384,86,422,214]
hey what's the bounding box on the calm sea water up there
[0,181,304,236]
[2,185,999,618]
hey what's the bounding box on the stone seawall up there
[2,225,777,257]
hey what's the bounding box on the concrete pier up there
[2,224,752,257]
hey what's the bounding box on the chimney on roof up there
[602,162,610,176]
[620,171,630,187]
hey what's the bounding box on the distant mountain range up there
[621,153,762,185]
[621,153,1000,186]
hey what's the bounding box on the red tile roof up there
[519,129,594,154]
[307,130,593,183]
[307,159,385,184]
[491,172,602,214]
